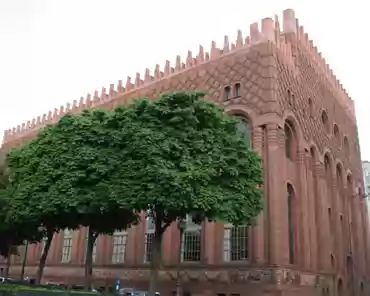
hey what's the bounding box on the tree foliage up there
[6,109,139,287]
[103,92,264,295]
[0,163,43,279]
[2,91,263,292]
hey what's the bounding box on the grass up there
[0,284,99,295]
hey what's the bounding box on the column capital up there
[252,126,263,153]
[278,126,285,148]
[266,123,279,145]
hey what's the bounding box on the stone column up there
[297,149,311,269]
[252,126,265,264]
[266,123,287,265]
[313,163,331,271]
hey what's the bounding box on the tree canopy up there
[0,163,43,266]
[2,91,263,292]
[106,92,263,225]
[6,109,139,286]
[103,91,264,294]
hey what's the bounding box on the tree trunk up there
[84,228,98,291]
[20,241,29,280]
[4,248,11,278]
[148,217,166,296]
[176,225,184,296]
[36,229,54,284]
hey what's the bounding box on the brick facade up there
[0,8,369,296]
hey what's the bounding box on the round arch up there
[321,110,330,134]
[284,120,297,160]
[224,104,257,127]
[225,105,254,148]
[333,123,340,143]
[323,151,334,174]
[309,144,320,163]
[343,135,350,157]
[346,172,354,192]
[286,181,298,194]
[336,161,345,187]
[281,110,304,147]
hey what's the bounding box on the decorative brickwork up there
[1,8,369,296]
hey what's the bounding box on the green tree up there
[0,164,43,278]
[7,145,77,284]
[105,92,264,296]
[7,109,139,288]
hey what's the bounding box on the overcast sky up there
[1,0,369,160]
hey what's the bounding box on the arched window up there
[330,253,335,269]
[309,147,316,167]
[333,124,340,141]
[343,136,350,157]
[336,164,343,185]
[224,86,231,101]
[61,229,73,263]
[181,215,201,262]
[284,122,294,159]
[234,83,241,97]
[287,89,292,106]
[321,110,330,133]
[236,116,252,148]
[287,184,295,264]
[308,98,313,117]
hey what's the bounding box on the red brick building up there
[0,8,369,296]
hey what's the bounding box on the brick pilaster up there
[297,149,311,270]
[203,221,215,265]
[266,123,287,265]
[305,153,318,272]
[313,162,331,272]
[251,126,265,265]
[330,173,343,271]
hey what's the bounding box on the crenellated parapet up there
[281,9,355,121]
[1,8,355,145]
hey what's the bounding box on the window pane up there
[61,238,72,263]
[224,225,248,262]
[112,234,127,263]
[182,230,201,262]
[144,233,154,263]
[236,117,251,148]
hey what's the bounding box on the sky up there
[0,0,369,160]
